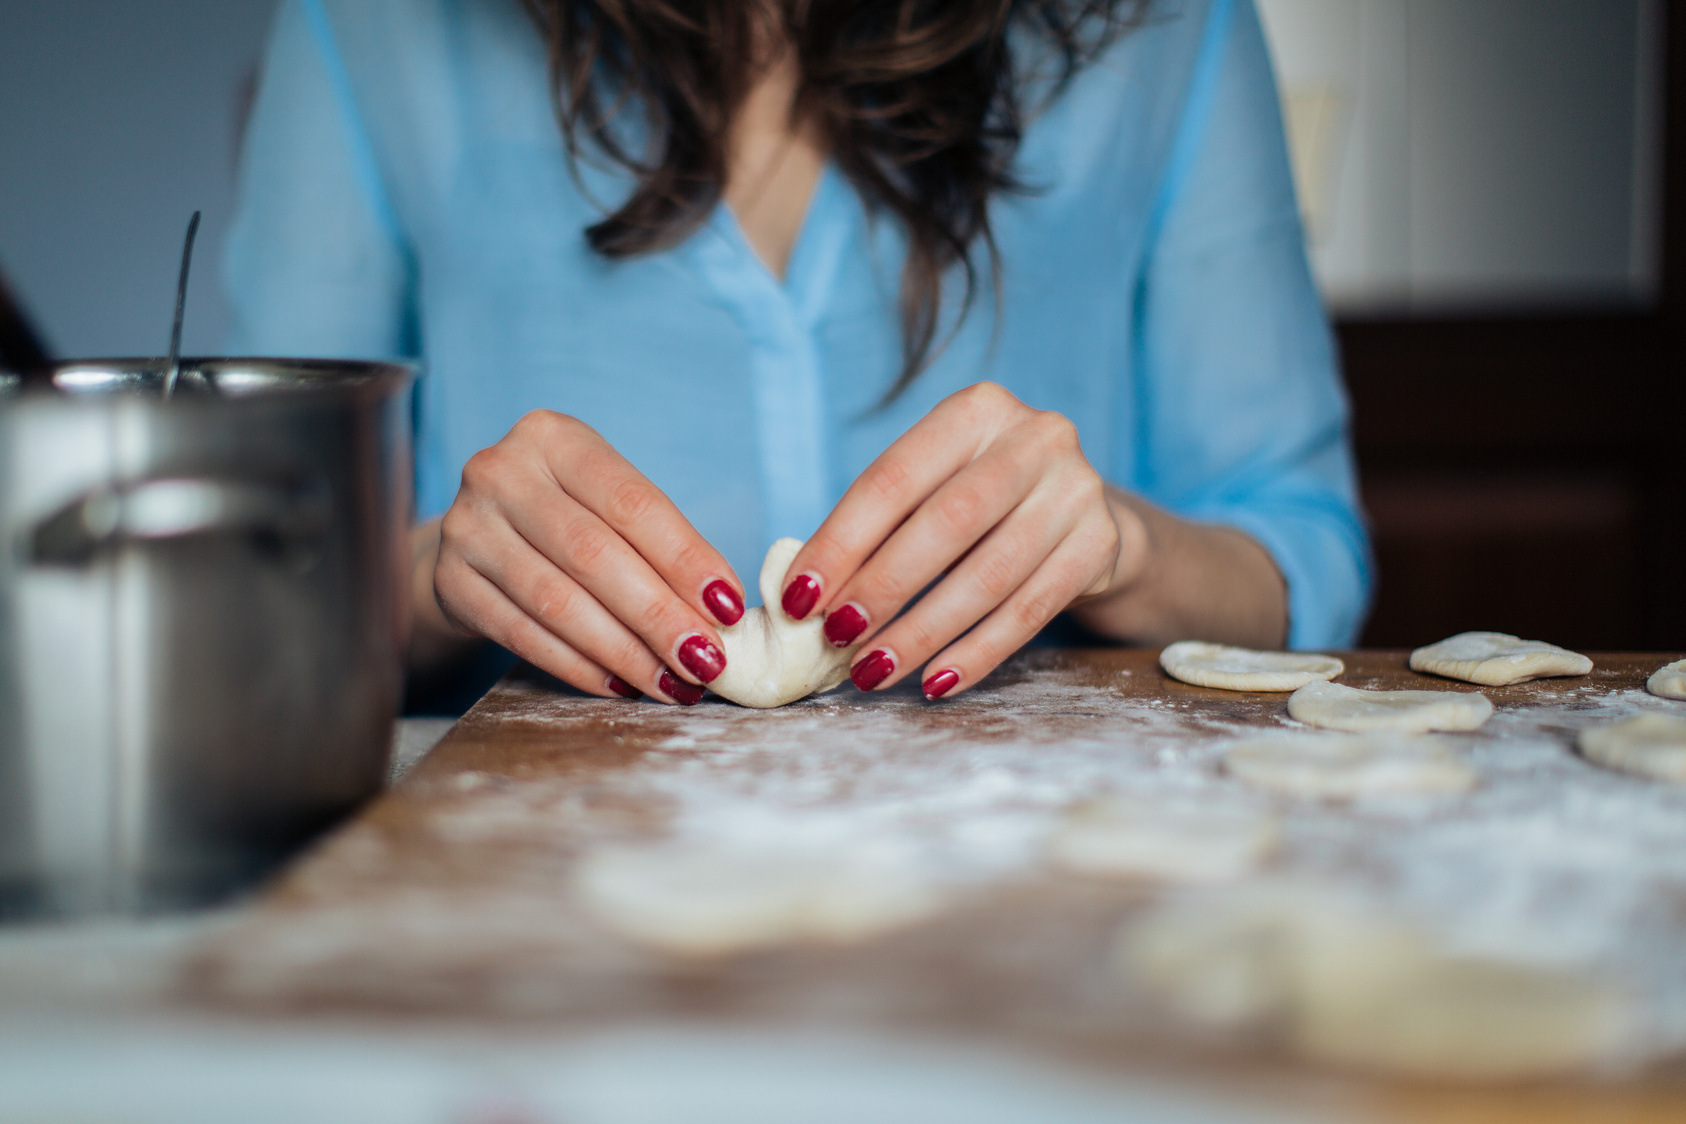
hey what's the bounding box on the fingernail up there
[677,634,726,683]
[851,649,895,692]
[922,669,960,700]
[823,602,869,648]
[659,669,704,706]
[781,573,821,620]
[702,580,744,626]
[607,675,642,700]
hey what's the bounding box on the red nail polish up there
[851,649,895,691]
[782,573,820,620]
[607,675,642,700]
[922,669,960,700]
[659,669,704,706]
[702,580,744,626]
[677,634,726,683]
[823,602,869,648]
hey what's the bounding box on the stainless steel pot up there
[0,358,414,917]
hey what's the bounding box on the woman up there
[226,0,1370,706]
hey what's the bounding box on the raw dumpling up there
[1646,659,1686,701]
[1222,733,1477,798]
[1046,796,1278,883]
[1159,641,1343,692]
[1287,680,1493,733]
[1119,884,1634,1080]
[1409,631,1591,687]
[574,841,941,957]
[1577,712,1686,783]
[710,538,859,708]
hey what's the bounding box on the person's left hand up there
[778,381,1142,699]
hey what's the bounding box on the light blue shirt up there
[225,0,1372,647]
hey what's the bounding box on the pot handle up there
[27,476,330,566]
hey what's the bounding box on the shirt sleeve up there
[1128,0,1373,649]
[222,0,413,359]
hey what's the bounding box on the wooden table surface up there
[188,648,1686,1122]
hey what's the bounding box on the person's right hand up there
[426,410,746,705]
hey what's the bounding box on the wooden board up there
[186,648,1686,1121]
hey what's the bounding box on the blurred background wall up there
[2,0,1681,649]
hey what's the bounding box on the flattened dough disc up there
[1159,641,1343,692]
[710,538,857,708]
[1287,680,1493,733]
[1577,712,1686,783]
[1223,733,1477,798]
[1647,658,1686,701]
[1409,631,1592,687]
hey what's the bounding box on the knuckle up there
[1031,409,1079,451]
[974,549,1020,600]
[528,571,578,625]
[1012,587,1062,632]
[861,568,908,611]
[932,484,988,534]
[864,457,912,504]
[602,476,659,527]
[565,522,615,572]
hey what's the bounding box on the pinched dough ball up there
[1046,796,1278,883]
[1647,659,1686,701]
[1159,641,1343,692]
[1222,733,1477,798]
[1577,712,1686,783]
[710,538,859,708]
[1409,631,1592,687]
[1287,680,1493,734]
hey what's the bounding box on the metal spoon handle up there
[161,210,201,400]
[0,262,55,386]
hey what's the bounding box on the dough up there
[1159,641,1343,692]
[710,538,858,708]
[1222,733,1477,798]
[1046,797,1278,883]
[574,842,942,957]
[1647,659,1686,701]
[1120,885,1632,1080]
[1409,631,1592,687]
[1577,712,1686,783]
[1287,680,1493,734]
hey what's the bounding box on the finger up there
[842,486,1079,678]
[780,382,1027,620]
[815,437,1053,649]
[442,511,695,702]
[432,551,631,700]
[534,412,747,626]
[463,436,728,686]
[918,526,1117,699]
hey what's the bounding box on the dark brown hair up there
[521,0,1147,399]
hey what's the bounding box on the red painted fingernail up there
[922,669,960,700]
[607,675,642,700]
[677,634,726,683]
[781,573,821,620]
[659,669,704,706]
[851,649,895,692]
[823,602,869,648]
[702,580,744,626]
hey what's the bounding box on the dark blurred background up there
[1,0,1680,650]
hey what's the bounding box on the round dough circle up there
[1408,631,1592,687]
[710,538,857,708]
[1287,680,1493,734]
[1159,641,1343,692]
[1046,797,1278,883]
[1577,712,1686,783]
[1647,659,1686,701]
[1222,733,1477,798]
